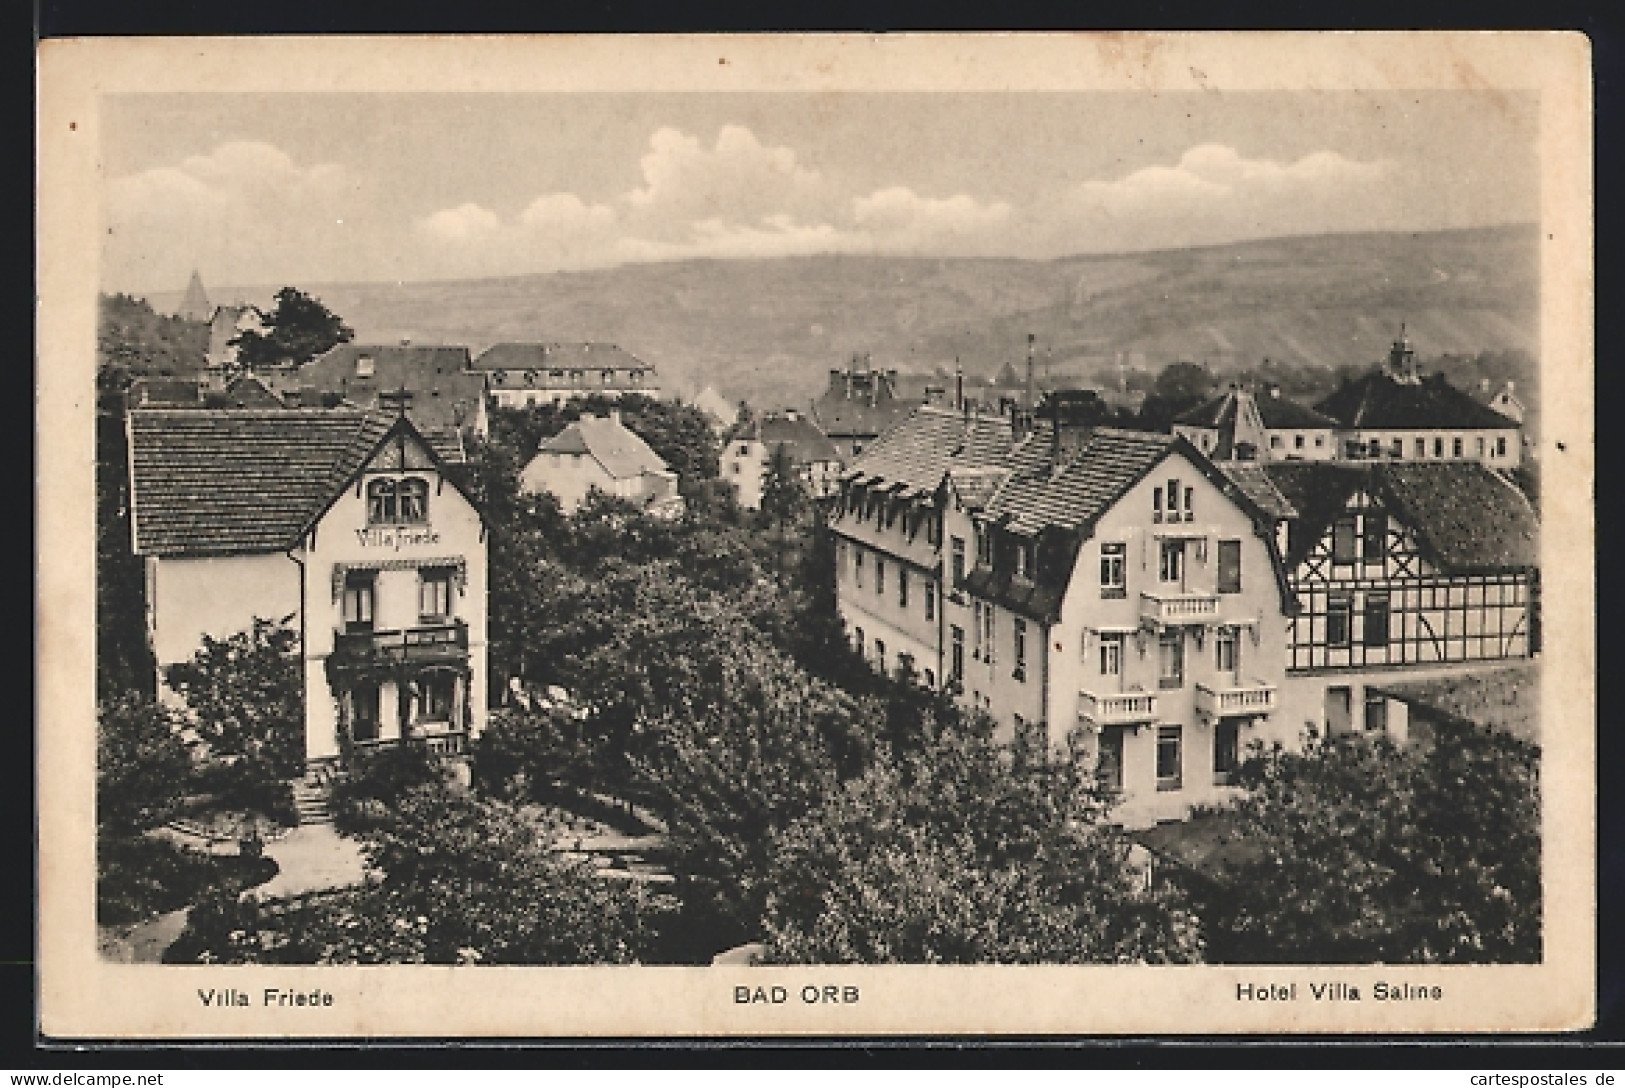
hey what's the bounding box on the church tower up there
[178,270,211,322]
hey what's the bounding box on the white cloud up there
[419,202,502,242]
[852,187,1012,249]
[413,126,1014,272]
[104,141,363,292]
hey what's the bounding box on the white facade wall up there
[724,438,767,510]
[1340,427,1521,468]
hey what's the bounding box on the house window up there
[923,668,935,689]
[1167,479,1180,520]
[899,569,910,609]
[1159,540,1184,583]
[1213,719,1240,785]
[898,653,914,680]
[355,354,375,378]
[876,559,885,596]
[853,627,864,655]
[1217,539,1242,594]
[1270,434,1283,450]
[1015,541,1034,582]
[1183,487,1195,522]
[1496,436,1508,457]
[1314,435,1325,449]
[1327,595,1353,647]
[1364,692,1388,734]
[853,549,864,588]
[1215,625,1239,674]
[1390,437,1404,458]
[342,573,375,632]
[1362,512,1387,563]
[1416,437,1427,458]
[1153,487,1163,523]
[1158,630,1184,689]
[972,602,984,659]
[1013,618,1027,682]
[417,673,456,723]
[1100,542,1127,598]
[602,370,615,385]
[367,477,430,524]
[737,443,750,456]
[1453,437,1464,458]
[419,568,454,620]
[974,526,989,566]
[950,625,965,683]
[1332,516,1357,563]
[1294,434,1306,451]
[1156,725,1183,791]
[1099,632,1123,677]
[1097,727,1125,792]
[1363,592,1390,647]
[875,640,886,673]
[1477,437,1486,458]
[925,580,937,621]
[951,537,966,586]
[1434,437,1444,457]
[983,604,997,663]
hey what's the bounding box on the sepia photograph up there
[38,33,1595,1036]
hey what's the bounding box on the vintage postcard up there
[38,32,1595,1037]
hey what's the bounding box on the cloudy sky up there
[100,91,1538,296]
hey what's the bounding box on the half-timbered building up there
[127,408,489,768]
[1224,459,1540,742]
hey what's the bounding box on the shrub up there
[97,835,277,927]
[330,744,449,835]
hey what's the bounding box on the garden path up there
[257,824,367,899]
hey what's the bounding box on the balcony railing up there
[1140,590,1219,625]
[1195,680,1278,718]
[352,730,468,758]
[1078,688,1160,727]
[332,620,469,668]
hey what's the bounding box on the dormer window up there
[356,354,375,378]
[367,477,430,524]
[1015,540,1034,582]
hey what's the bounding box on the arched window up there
[367,477,430,524]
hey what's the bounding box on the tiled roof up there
[129,409,397,557]
[302,344,486,433]
[843,406,1014,495]
[1217,462,1298,520]
[536,414,671,481]
[1176,387,1335,430]
[1314,371,1518,430]
[986,428,1180,536]
[225,376,287,409]
[727,414,842,463]
[1378,462,1538,573]
[471,342,655,380]
[1263,461,1538,573]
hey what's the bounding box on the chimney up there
[1025,333,1036,411]
[400,336,412,347]
[608,408,621,425]
[955,359,965,411]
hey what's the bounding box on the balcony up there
[1078,688,1160,728]
[1195,680,1278,719]
[331,620,469,669]
[1139,590,1219,626]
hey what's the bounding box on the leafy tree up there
[97,293,209,389]
[229,287,353,369]
[165,617,305,782]
[762,713,1203,964]
[1152,360,1213,402]
[1204,722,1540,964]
[171,781,661,964]
[97,694,193,833]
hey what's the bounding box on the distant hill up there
[143,225,1537,410]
